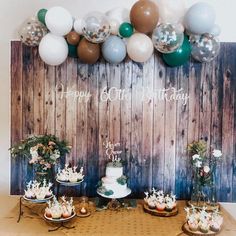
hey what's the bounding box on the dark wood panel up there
[10,42,236,202]
[11,41,23,194]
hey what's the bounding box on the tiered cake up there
[97,141,131,198]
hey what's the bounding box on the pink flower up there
[203,166,210,173]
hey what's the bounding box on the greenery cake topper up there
[104,140,122,167]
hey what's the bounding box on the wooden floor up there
[1,196,236,236]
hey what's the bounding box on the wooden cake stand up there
[143,203,178,217]
[182,222,221,236]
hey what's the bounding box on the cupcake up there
[188,221,199,232]
[147,199,156,209]
[199,222,209,233]
[210,222,221,232]
[156,202,166,211]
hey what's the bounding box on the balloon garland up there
[18,0,221,67]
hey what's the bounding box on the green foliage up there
[187,140,207,157]
[9,135,71,172]
[10,134,71,159]
[116,175,127,185]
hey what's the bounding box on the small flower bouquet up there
[10,135,71,174]
[187,140,222,208]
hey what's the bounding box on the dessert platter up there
[44,196,76,231]
[183,206,223,235]
[18,180,54,222]
[143,188,178,217]
[56,164,84,186]
[97,141,131,209]
[23,180,53,203]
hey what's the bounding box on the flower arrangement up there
[188,140,222,187]
[187,140,222,207]
[10,135,71,173]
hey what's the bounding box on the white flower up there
[213,149,222,158]
[195,160,202,168]
[203,166,210,173]
[192,154,200,160]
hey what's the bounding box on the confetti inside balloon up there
[19,17,48,47]
[190,33,220,63]
[152,23,184,53]
[82,11,111,43]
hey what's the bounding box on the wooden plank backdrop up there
[10,41,236,202]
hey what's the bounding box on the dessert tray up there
[44,211,76,223]
[143,203,178,217]
[182,222,221,236]
[56,178,84,186]
[23,195,53,203]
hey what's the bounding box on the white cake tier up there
[105,166,123,178]
[102,176,127,196]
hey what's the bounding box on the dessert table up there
[0,196,235,236]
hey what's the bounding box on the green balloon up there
[37,9,47,25]
[119,22,134,38]
[68,44,78,58]
[163,36,191,67]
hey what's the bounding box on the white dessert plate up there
[97,188,131,199]
[44,212,76,223]
[23,195,53,203]
[56,178,84,186]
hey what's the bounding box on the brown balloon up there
[66,31,80,45]
[130,0,159,34]
[77,38,100,64]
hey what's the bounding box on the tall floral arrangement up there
[10,135,71,173]
[187,140,222,206]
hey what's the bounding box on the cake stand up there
[17,195,53,223]
[56,178,84,198]
[97,188,131,210]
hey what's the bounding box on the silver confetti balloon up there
[19,17,48,47]
[190,33,220,62]
[152,23,184,54]
[82,12,111,43]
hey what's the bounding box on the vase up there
[190,166,218,209]
[208,171,217,207]
[34,167,54,183]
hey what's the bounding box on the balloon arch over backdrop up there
[19,0,221,67]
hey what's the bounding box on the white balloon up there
[106,7,130,25]
[184,2,216,35]
[110,19,120,35]
[209,24,221,37]
[73,18,85,35]
[39,33,68,66]
[45,6,73,36]
[154,0,187,24]
[127,33,154,63]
